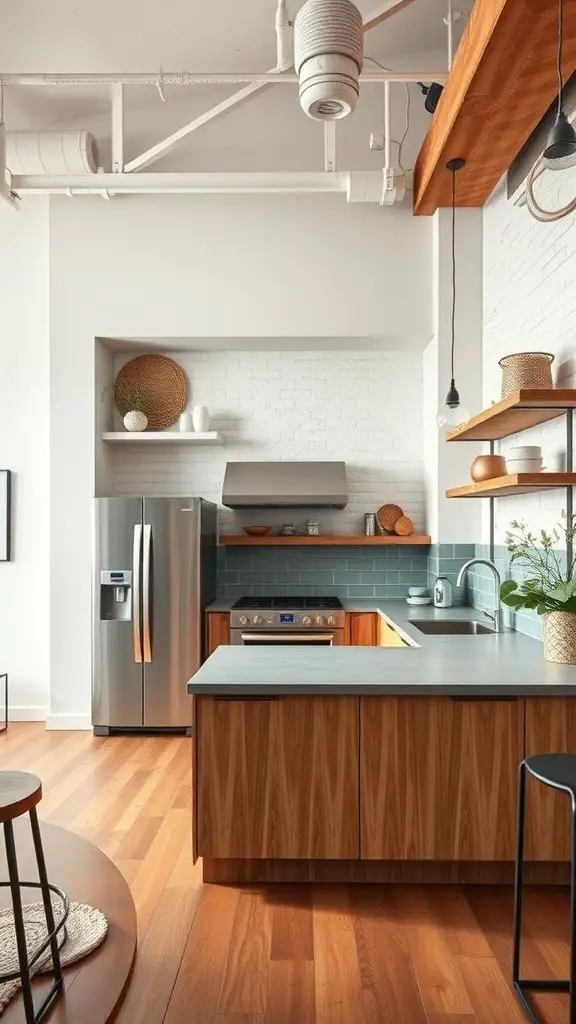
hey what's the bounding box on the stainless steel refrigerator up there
[92,497,216,734]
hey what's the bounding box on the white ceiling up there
[0,0,472,169]
[0,0,470,72]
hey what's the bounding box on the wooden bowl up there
[470,455,507,482]
[243,526,272,537]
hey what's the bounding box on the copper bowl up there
[243,526,272,537]
[470,455,507,482]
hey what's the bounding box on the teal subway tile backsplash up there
[216,543,429,599]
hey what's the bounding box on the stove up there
[230,595,346,633]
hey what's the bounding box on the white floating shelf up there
[102,431,223,445]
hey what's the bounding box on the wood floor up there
[0,724,571,1023]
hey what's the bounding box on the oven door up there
[231,630,336,646]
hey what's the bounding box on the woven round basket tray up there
[394,515,414,537]
[115,355,188,431]
[376,504,403,534]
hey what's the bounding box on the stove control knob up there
[327,615,336,626]
[253,615,263,625]
[302,615,312,626]
[266,616,274,625]
[316,616,324,626]
[239,615,248,626]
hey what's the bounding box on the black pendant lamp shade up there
[544,0,576,167]
[544,110,576,163]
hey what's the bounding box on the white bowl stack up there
[505,445,544,474]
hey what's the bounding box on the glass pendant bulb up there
[436,379,469,434]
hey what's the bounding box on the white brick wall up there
[111,349,425,533]
[483,170,576,542]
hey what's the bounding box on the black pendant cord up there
[557,0,564,118]
[450,165,456,389]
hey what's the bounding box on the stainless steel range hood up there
[222,461,348,509]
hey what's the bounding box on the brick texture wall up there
[477,170,576,638]
[111,349,425,535]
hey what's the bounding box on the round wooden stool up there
[0,771,69,1023]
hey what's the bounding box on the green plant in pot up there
[500,516,576,663]
[101,384,148,432]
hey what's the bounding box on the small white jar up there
[179,411,192,432]
[192,406,210,432]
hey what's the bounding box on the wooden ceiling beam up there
[413,0,576,215]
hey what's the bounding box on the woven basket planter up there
[543,611,576,664]
[499,352,554,398]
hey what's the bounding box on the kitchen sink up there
[412,620,495,636]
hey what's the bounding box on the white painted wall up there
[109,349,425,533]
[0,198,50,718]
[482,170,576,544]
[422,208,483,542]
[48,192,432,726]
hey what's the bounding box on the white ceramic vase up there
[179,411,192,432]
[192,406,210,432]
[123,410,148,432]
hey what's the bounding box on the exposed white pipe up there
[1,70,447,86]
[111,85,124,172]
[10,169,397,204]
[446,0,454,68]
[384,81,391,169]
[324,122,336,171]
[275,0,293,73]
[11,170,351,195]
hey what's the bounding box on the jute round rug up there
[0,900,108,1014]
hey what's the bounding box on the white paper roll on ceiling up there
[5,130,99,174]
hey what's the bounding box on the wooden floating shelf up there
[447,473,576,499]
[446,390,576,442]
[219,535,432,546]
[102,431,223,445]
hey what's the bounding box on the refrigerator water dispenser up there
[100,570,132,621]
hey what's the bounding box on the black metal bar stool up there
[0,771,69,1023]
[513,754,576,1023]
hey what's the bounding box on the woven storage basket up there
[543,611,576,664]
[376,504,403,534]
[499,352,554,398]
[115,355,188,431]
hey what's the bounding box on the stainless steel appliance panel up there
[231,630,336,646]
[92,497,143,728]
[142,497,202,727]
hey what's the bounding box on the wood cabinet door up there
[524,698,576,861]
[378,617,406,647]
[206,612,230,655]
[196,696,359,859]
[360,697,522,860]
[349,612,378,646]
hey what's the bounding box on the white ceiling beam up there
[362,0,418,32]
[124,70,281,173]
[123,0,424,174]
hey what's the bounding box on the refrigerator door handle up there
[133,524,143,664]
[143,523,152,663]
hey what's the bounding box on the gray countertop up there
[192,601,576,696]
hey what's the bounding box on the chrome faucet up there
[456,558,503,633]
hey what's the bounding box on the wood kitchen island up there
[188,609,576,885]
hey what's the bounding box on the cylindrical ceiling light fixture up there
[294,0,364,120]
[437,158,470,434]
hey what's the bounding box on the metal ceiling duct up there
[5,130,99,175]
[294,0,364,121]
[222,461,349,508]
